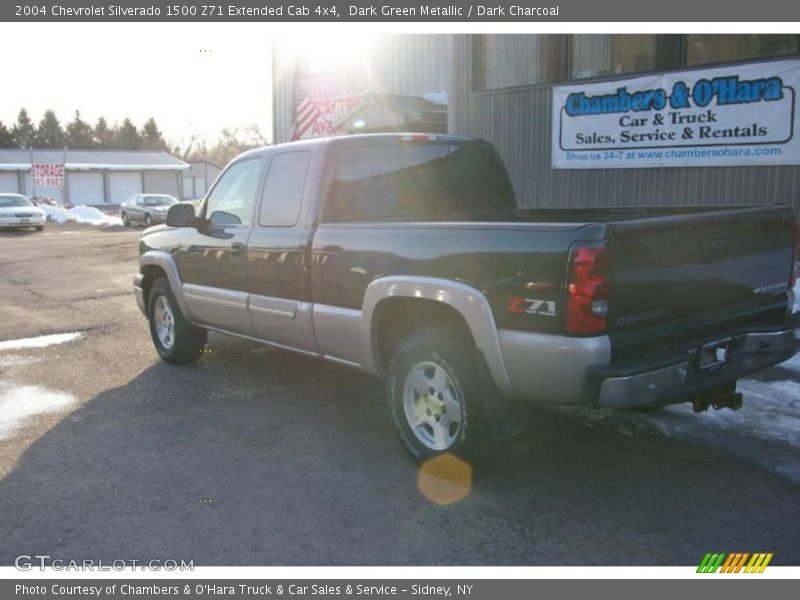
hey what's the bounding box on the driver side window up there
[205,158,262,226]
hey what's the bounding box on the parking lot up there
[0,222,799,566]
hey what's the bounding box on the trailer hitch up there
[691,383,743,413]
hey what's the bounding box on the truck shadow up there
[0,340,798,566]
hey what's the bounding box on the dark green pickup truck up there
[133,133,800,462]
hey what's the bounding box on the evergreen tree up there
[93,117,114,149]
[35,110,65,148]
[0,121,14,148]
[114,118,140,150]
[65,110,95,149]
[140,117,168,151]
[12,108,36,148]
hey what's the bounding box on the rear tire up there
[386,328,489,465]
[147,277,206,364]
[35,226,43,231]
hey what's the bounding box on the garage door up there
[68,172,105,205]
[181,175,207,200]
[193,176,206,198]
[108,172,143,204]
[0,172,19,193]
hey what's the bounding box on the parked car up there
[0,193,45,231]
[121,194,179,227]
[133,133,800,463]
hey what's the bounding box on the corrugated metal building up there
[272,34,800,215]
[452,35,800,214]
[0,149,188,205]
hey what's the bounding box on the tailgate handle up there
[704,238,730,262]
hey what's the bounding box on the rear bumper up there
[0,216,45,227]
[498,313,800,407]
[588,319,800,408]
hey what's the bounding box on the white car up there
[0,194,45,231]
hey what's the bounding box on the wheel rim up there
[402,361,462,450]
[153,294,175,349]
[145,214,151,225]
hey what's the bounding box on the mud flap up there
[475,348,528,442]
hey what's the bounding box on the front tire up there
[121,212,130,227]
[144,213,152,227]
[35,226,43,231]
[386,328,489,464]
[147,277,206,364]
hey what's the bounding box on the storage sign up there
[31,163,65,187]
[552,59,800,169]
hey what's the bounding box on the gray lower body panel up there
[498,320,800,408]
[497,329,611,405]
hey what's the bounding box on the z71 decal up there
[506,297,557,317]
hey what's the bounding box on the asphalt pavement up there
[0,222,798,566]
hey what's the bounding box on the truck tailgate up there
[608,206,795,333]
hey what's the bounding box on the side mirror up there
[166,203,196,228]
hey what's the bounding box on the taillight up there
[792,222,800,289]
[566,241,610,335]
[400,134,438,143]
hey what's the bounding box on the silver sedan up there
[0,194,45,231]
[120,194,180,227]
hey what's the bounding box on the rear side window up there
[259,151,311,227]
[322,142,516,222]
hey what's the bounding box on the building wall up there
[143,170,181,199]
[183,162,222,199]
[17,169,183,205]
[0,171,21,194]
[272,34,452,143]
[450,35,800,215]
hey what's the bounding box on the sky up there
[0,23,272,147]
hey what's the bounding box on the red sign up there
[293,82,365,140]
[31,163,65,187]
[308,95,364,137]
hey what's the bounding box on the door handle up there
[230,242,245,258]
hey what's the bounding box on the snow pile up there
[0,355,41,369]
[0,383,75,440]
[559,373,800,481]
[0,332,82,351]
[780,353,800,373]
[39,204,122,227]
[642,379,800,451]
[794,279,800,312]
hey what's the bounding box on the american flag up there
[291,78,322,141]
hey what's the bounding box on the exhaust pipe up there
[691,382,743,413]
